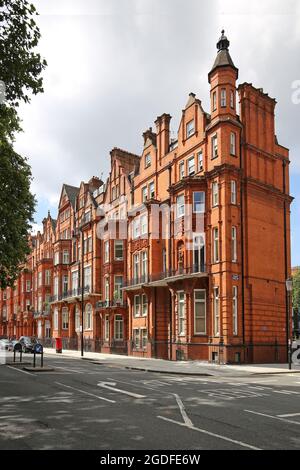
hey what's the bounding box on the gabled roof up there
[61,184,80,210]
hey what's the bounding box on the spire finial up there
[217,29,230,51]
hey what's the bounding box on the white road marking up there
[277,412,300,418]
[55,382,115,403]
[106,378,166,393]
[54,366,83,374]
[6,366,35,376]
[173,393,193,427]
[157,416,261,450]
[97,381,146,399]
[244,409,300,425]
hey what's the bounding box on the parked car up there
[17,336,40,353]
[0,339,14,351]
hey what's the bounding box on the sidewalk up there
[43,348,300,377]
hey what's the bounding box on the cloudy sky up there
[14,0,300,265]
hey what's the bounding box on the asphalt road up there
[1,354,300,450]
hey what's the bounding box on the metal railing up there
[96,299,127,309]
[49,286,91,303]
[124,264,206,287]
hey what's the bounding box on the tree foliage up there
[293,269,300,311]
[0,0,46,289]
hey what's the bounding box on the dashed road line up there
[244,409,300,425]
[55,382,116,403]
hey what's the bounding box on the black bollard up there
[41,352,43,368]
[13,350,16,363]
[33,351,36,368]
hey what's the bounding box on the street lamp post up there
[286,278,293,370]
[80,227,84,357]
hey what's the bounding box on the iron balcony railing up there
[96,299,127,309]
[124,274,149,288]
[49,286,91,303]
[124,264,206,287]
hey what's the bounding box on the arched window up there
[85,304,93,330]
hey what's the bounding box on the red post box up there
[56,337,62,353]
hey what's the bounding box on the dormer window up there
[145,153,151,168]
[186,120,195,138]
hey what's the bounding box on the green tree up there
[293,269,300,312]
[0,0,47,289]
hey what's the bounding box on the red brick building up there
[0,31,292,363]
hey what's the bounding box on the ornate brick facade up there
[0,31,292,363]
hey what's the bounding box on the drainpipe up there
[168,164,172,360]
[240,131,246,355]
[283,159,288,361]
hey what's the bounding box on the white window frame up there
[212,182,219,207]
[53,308,58,330]
[114,240,123,261]
[177,291,186,336]
[114,275,123,302]
[212,134,218,159]
[176,194,185,218]
[134,295,141,317]
[141,251,148,278]
[54,251,60,265]
[114,314,124,340]
[84,266,91,289]
[232,226,237,262]
[193,191,205,213]
[142,185,148,202]
[187,156,195,175]
[133,328,140,349]
[104,314,110,341]
[63,250,69,264]
[85,303,92,330]
[194,290,206,334]
[186,119,195,138]
[141,214,148,236]
[198,151,203,171]
[104,240,109,263]
[104,277,110,302]
[213,287,220,336]
[149,181,155,199]
[213,227,219,263]
[141,328,148,349]
[26,280,31,292]
[233,286,238,335]
[212,91,217,111]
[179,161,185,180]
[62,307,69,330]
[220,88,226,107]
[231,180,237,204]
[142,294,148,317]
[230,132,236,155]
[145,153,151,168]
[230,90,234,109]
[133,253,140,281]
[45,270,51,286]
